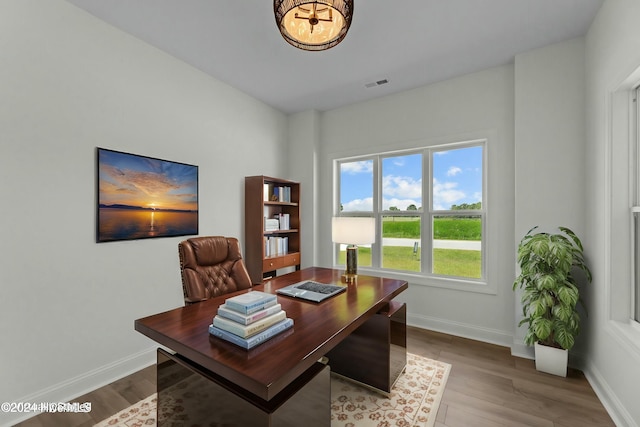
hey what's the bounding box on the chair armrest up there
[184,296,208,305]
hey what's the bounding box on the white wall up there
[0,1,287,425]
[513,38,587,358]
[584,0,640,425]
[287,110,321,268]
[315,66,517,346]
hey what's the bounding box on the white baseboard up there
[407,313,513,348]
[510,340,535,360]
[1,346,157,427]
[582,359,637,427]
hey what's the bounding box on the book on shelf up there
[264,236,288,257]
[209,318,294,350]
[224,291,278,315]
[213,310,286,338]
[264,218,280,231]
[217,303,282,325]
[263,184,292,203]
[275,213,290,230]
[273,186,291,202]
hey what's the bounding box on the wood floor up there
[407,328,615,427]
[16,327,615,427]
[14,365,156,427]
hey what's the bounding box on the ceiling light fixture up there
[274,0,354,51]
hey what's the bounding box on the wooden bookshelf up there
[244,176,301,283]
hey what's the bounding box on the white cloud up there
[382,175,422,199]
[341,161,373,174]
[432,178,466,210]
[341,197,373,212]
[447,166,462,177]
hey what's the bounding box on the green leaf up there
[532,317,552,340]
[530,238,550,259]
[537,274,556,290]
[557,285,578,307]
[524,330,537,346]
[543,292,555,309]
[552,303,573,323]
[554,322,576,350]
[529,299,547,318]
[559,226,583,252]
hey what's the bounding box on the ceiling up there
[64,0,604,114]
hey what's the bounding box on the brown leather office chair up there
[178,236,253,305]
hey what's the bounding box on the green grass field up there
[338,246,481,279]
[383,217,481,240]
[338,217,482,278]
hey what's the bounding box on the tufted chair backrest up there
[178,236,253,305]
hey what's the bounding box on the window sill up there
[607,320,640,360]
[335,265,496,295]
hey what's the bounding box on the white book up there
[213,310,286,338]
[224,291,277,314]
[217,303,282,325]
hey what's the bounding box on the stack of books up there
[208,291,293,350]
[264,218,280,231]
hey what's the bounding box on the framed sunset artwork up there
[96,148,199,242]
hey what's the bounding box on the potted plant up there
[513,226,592,376]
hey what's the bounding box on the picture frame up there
[96,148,199,242]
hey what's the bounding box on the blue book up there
[213,310,286,338]
[209,318,293,349]
[224,291,278,315]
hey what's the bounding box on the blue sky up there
[340,146,482,211]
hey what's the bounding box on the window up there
[336,141,485,281]
[339,160,374,268]
[381,153,422,272]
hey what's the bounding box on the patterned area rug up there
[95,353,450,427]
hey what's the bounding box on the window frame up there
[334,139,487,285]
[632,86,640,325]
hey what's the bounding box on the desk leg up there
[157,349,330,427]
[326,301,407,394]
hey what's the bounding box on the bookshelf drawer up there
[263,258,284,271]
[282,253,300,267]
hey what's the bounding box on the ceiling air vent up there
[365,79,389,88]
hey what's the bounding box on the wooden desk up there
[135,267,408,425]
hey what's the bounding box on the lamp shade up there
[332,217,375,245]
[274,0,354,51]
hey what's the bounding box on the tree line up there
[340,201,481,211]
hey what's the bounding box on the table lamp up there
[332,217,375,282]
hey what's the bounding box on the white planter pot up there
[534,342,568,377]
